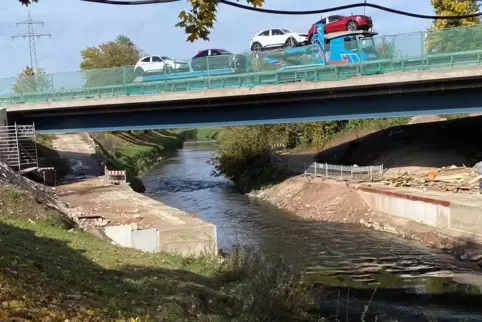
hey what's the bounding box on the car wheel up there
[346,20,358,31]
[251,42,262,52]
[286,37,297,48]
[134,68,144,76]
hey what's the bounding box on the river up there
[142,141,482,321]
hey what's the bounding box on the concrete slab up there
[58,177,217,256]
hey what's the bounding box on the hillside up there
[315,115,482,177]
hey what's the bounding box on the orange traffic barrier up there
[427,170,438,181]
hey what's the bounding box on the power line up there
[218,1,482,19]
[81,0,179,4]
[79,0,482,20]
[12,10,51,71]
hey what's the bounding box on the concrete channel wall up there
[104,222,217,256]
[359,186,482,238]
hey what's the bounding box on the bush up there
[217,246,320,322]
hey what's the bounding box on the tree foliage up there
[21,0,265,42]
[80,35,143,88]
[376,37,402,60]
[176,0,264,41]
[11,66,50,94]
[426,0,482,53]
[212,121,346,192]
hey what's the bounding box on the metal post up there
[207,56,210,87]
[14,122,20,168]
[314,161,317,176]
[121,66,127,94]
[369,166,373,181]
[340,165,343,180]
[32,122,38,167]
[421,31,425,59]
[325,163,328,177]
[124,169,127,184]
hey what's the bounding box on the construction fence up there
[104,166,127,184]
[277,161,384,182]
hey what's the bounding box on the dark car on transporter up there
[191,49,248,72]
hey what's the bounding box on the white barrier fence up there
[104,166,127,184]
[278,161,384,182]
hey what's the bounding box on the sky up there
[0,0,435,78]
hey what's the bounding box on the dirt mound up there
[316,116,482,176]
[250,176,369,222]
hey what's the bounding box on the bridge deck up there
[6,66,482,113]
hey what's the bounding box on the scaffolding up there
[0,123,38,170]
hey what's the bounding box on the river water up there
[142,142,482,321]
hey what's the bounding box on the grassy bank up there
[173,127,225,141]
[90,130,183,192]
[0,185,318,321]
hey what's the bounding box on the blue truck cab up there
[313,23,379,64]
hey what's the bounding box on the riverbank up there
[142,144,482,320]
[244,115,482,264]
[89,128,224,192]
[248,176,482,263]
[0,151,320,321]
[89,130,183,192]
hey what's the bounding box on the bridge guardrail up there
[3,24,482,103]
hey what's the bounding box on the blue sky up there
[0,0,434,78]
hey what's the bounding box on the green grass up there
[0,184,320,322]
[0,212,225,321]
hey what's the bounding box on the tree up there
[80,35,143,88]
[11,66,50,94]
[426,0,482,53]
[21,0,265,42]
[376,37,402,60]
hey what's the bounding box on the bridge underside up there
[8,87,482,134]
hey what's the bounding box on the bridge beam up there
[8,87,482,134]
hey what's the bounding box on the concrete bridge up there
[6,66,482,133]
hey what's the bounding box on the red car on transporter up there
[307,14,373,43]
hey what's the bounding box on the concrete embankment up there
[249,175,482,265]
[358,184,482,252]
[58,177,217,256]
[51,133,217,257]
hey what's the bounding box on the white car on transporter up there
[250,28,309,52]
[134,55,190,76]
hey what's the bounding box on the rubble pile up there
[382,164,482,193]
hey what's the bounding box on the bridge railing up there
[3,24,482,103]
